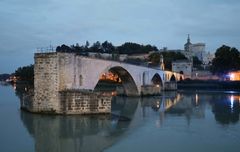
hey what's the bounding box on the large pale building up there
[172,60,193,79]
[203,52,215,65]
[183,35,207,63]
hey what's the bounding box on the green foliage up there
[148,52,160,65]
[56,41,158,55]
[211,45,240,74]
[123,58,146,65]
[15,64,34,82]
[192,56,202,66]
[192,56,203,69]
[148,51,187,70]
[116,42,158,55]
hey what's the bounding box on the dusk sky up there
[0,0,240,73]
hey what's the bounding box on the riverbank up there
[178,80,240,90]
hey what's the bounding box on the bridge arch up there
[95,66,139,96]
[151,73,163,88]
[170,74,176,82]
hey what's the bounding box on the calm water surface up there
[0,84,240,152]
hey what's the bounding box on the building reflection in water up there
[16,84,240,152]
[20,96,139,152]
[140,91,240,127]
[140,91,183,127]
[210,94,240,125]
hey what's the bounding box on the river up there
[0,84,240,152]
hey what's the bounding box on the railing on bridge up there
[36,46,56,53]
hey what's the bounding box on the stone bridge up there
[33,52,183,114]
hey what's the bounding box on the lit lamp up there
[230,73,235,80]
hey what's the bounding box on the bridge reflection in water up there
[18,89,240,152]
[20,91,182,152]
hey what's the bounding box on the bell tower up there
[184,34,192,52]
[160,54,165,70]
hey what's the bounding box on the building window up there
[142,73,145,85]
[79,75,83,86]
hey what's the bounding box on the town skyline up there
[1,0,240,73]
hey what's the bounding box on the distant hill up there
[0,74,10,81]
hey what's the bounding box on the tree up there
[56,41,159,55]
[90,41,101,52]
[15,65,34,83]
[148,51,187,70]
[102,41,115,53]
[124,58,146,65]
[56,44,72,52]
[85,41,90,49]
[117,42,158,55]
[211,45,240,74]
[192,56,203,69]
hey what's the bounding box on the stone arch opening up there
[179,71,184,81]
[151,73,163,92]
[79,75,83,86]
[151,73,163,86]
[94,66,139,96]
[142,72,146,85]
[170,74,176,82]
[180,76,183,81]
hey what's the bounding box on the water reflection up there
[18,89,182,152]
[20,96,139,152]
[12,84,240,152]
[210,94,240,125]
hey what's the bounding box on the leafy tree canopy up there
[148,51,187,70]
[192,56,203,70]
[15,64,34,83]
[56,41,158,55]
[116,42,158,55]
[211,45,240,74]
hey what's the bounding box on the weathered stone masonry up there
[34,53,60,113]
[60,90,111,114]
[32,52,181,114]
[33,53,111,114]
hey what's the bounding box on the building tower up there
[184,34,192,52]
[160,54,165,70]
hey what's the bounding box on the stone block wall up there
[164,82,177,90]
[141,85,161,96]
[34,52,111,114]
[58,53,77,90]
[34,53,60,113]
[59,90,111,114]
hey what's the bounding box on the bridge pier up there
[140,85,161,96]
[164,82,178,91]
